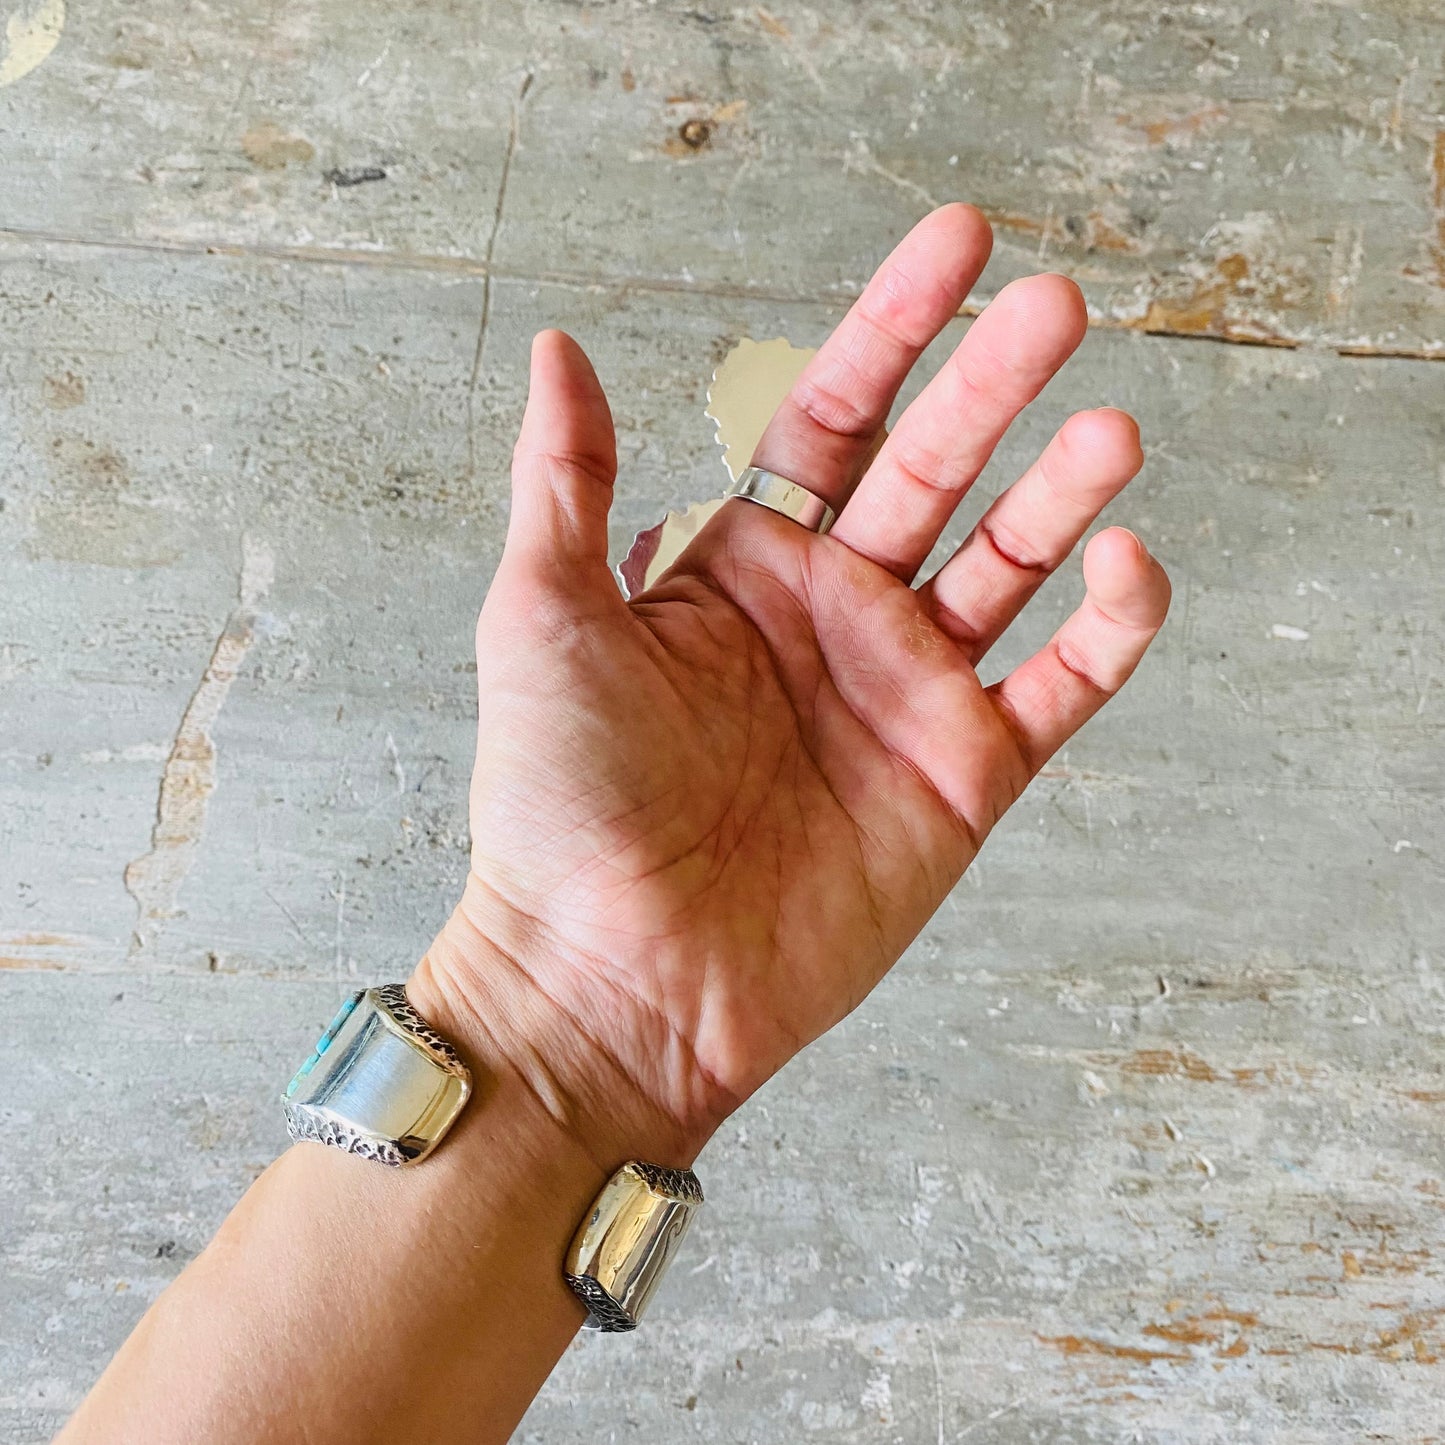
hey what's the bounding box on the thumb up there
[505,329,618,577]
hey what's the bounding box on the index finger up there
[749,204,993,515]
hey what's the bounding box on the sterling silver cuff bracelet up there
[564,1162,704,1331]
[281,984,472,1166]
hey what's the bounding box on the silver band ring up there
[728,467,836,535]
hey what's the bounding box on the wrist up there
[406,882,712,1176]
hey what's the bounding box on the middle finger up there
[828,273,1088,582]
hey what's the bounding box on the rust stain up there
[1117,1048,1224,1082]
[1043,1301,1257,1368]
[1127,251,1301,349]
[676,118,712,151]
[1336,341,1445,361]
[977,207,1141,256]
[1144,1302,1258,1352]
[0,932,75,947]
[979,207,1066,246]
[1038,1334,1189,1365]
[1304,1311,1444,1365]
[0,957,65,971]
[1118,103,1228,147]
[756,6,790,38]
[1143,1320,1213,1345]
[1339,1244,1429,1279]
[1082,212,1141,254]
[1104,1047,1317,1089]
[662,99,747,157]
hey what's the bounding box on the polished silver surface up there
[728,466,836,534]
[281,983,471,1167]
[564,1162,704,1332]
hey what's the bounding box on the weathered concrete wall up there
[2,4,1442,1441]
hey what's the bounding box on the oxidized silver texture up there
[564,1162,704,1331]
[282,983,472,1167]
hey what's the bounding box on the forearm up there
[57,916,698,1445]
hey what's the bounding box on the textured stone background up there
[1,3,1442,1441]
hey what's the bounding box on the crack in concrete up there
[122,535,273,961]
[0,224,1439,362]
[466,70,534,481]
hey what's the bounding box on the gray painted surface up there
[2,3,1443,1441]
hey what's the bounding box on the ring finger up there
[917,406,1146,666]
[748,203,994,514]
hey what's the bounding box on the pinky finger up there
[988,527,1170,776]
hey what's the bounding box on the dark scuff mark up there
[324,166,387,188]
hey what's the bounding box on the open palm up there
[429,206,1170,1165]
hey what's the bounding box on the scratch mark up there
[265,889,315,950]
[356,40,390,89]
[123,536,273,960]
[844,138,938,211]
[924,1324,944,1445]
[1219,670,1254,715]
[957,1397,1023,1437]
[1431,132,1445,289]
[384,732,405,794]
[756,6,825,96]
[333,871,347,979]
[1382,61,1415,152]
[466,70,533,480]
[2,224,1442,361]
[1325,223,1365,320]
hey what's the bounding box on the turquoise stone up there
[285,992,362,1102]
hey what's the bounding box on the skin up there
[58,206,1169,1445]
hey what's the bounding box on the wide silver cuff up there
[281,983,472,1166]
[564,1162,704,1331]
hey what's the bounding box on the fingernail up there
[1116,526,1145,558]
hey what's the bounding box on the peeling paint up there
[0,0,64,88]
[122,536,273,960]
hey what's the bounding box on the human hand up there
[412,205,1170,1170]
